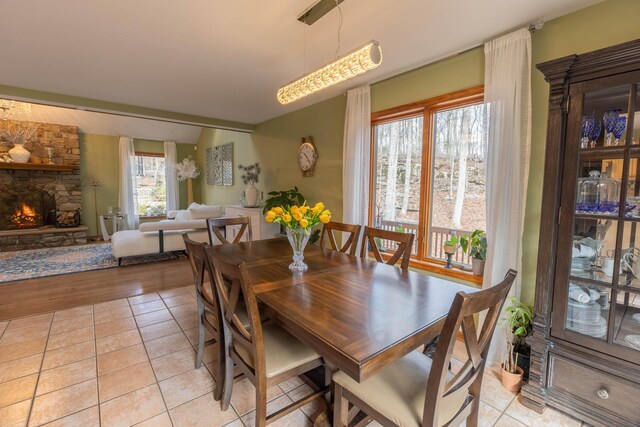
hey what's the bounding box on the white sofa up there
[111,204,224,264]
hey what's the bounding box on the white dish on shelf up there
[624,335,640,350]
[632,313,640,324]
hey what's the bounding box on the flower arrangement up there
[238,163,261,185]
[0,121,39,148]
[265,202,331,230]
[176,156,200,181]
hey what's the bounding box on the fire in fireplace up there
[11,202,41,229]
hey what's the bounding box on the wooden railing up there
[375,220,471,265]
[429,226,472,265]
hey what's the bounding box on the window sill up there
[139,215,166,220]
[377,252,483,286]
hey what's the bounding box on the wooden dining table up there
[206,237,478,384]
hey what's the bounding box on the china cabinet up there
[521,39,640,426]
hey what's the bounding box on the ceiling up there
[7,104,202,143]
[0,0,601,125]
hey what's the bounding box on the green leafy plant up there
[263,187,305,214]
[394,225,406,233]
[501,296,534,373]
[460,229,487,260]
[444,235,460,246]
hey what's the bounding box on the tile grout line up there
[93,303,103,427]
[128,295,176,427]
[24,313,54,426]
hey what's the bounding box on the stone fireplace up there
[0,120,87,251]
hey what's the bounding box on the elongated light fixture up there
[277,40,382,105]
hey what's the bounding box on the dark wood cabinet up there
[521,39,640,427]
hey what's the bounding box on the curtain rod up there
[362,20,545,89]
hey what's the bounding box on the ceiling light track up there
[298,0,345,25]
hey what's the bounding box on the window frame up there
[369,85,485,283]
[133,151,167,219]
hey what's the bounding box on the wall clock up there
[298,136,318,177]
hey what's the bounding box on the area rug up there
[0,243,179,283]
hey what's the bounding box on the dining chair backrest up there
[206,216,252,245]
[208,253,264,378]
[182,234,221,331]
[360,226,415,270]
[422,269,517,426]
[319,221,362,256]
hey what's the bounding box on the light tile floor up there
[0,285,589,427]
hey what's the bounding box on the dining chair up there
[182,234,224,400]
[206,216,252,245]
[209,253,328,425]
[360,226,415,270]
[319,221,362,256]
[333,269,517,427]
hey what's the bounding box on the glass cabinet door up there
[553,75,640,361]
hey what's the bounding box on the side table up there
[99,214,128,241]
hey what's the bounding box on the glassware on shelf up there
[580,115,595,148]
[589,119,602,148]
[603,110,619,147]
[576,170,620,215]
[612,116,627,146]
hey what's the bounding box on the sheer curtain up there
[343,85,371,251]
[483,28,532,369]
[164,141,179,212]
[118,136,139,229]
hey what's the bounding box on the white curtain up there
[343,86,371,251]
[483,28,532,370]
[118,136,139,229]
[164,141,179,211]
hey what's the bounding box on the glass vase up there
[286,227,311,272]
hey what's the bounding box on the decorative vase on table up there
[245,182,259,207]
[8,144,31,163]
[264,201,332,273]
[286,228,311,272]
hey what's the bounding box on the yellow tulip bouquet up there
[264,202,331,271]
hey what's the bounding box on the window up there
[370,87,487,270]
[133,153,166,217]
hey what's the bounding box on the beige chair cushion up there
[234,320,321,379]
[333,351,468,427]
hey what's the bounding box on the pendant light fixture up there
[277,1,382,105]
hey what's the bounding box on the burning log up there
[11,202,40,228]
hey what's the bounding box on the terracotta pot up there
[472,257,485,276]
[501,365,524,392]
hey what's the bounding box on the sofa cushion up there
[174,210,192,221]
[188,204,223,219]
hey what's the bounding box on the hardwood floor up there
[0,258,192,321]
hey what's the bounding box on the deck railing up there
[375,220,471,265]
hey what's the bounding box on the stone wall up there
[0,120,84,250]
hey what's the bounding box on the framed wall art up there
[206,142,233,185]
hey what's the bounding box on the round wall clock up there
[298,136,318,177]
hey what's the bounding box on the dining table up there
[206,237,478,384]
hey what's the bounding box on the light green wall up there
[80,134,196,236]
[371,47,485,112]
[196,128,258,207]
[196,95,346,220]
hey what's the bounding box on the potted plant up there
[176,156,200,205]
[500,296,534,392]
[443,235,459,254]
[460,229,487,276]
[238,163,261,207]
